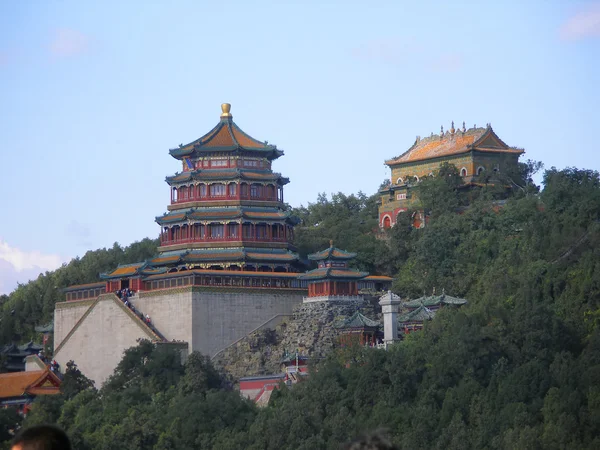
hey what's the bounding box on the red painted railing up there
[160,236,290,246]
[172,194,281,204]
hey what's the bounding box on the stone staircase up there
[117,295,167,342]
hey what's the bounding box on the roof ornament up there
[450,121,455,135]
[440,125,444,139]
[220,103,232,119]
[462,121,466,133]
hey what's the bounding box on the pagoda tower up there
[152,103,300,273]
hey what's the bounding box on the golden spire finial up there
[220,103,232,119]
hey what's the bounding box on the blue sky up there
[1,0,599,294]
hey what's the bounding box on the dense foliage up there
[2,165,600,449]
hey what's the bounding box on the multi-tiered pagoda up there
[154,103,300,273]
[65,104,305,300]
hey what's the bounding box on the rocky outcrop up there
[212,296,382,381]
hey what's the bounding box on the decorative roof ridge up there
[385,125,489,164]
[225,119,240,148]
[468,126,507,149]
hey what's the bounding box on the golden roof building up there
[379,122,524,228]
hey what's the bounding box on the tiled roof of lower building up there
[398,305,436,324]
[297,267,367,280]
[0,370,61,399]
[335,311,380,329]
[403,293,467,308]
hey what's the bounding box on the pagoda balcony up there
[172,194,282,205]
[160,236,291,246]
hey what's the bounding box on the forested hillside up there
[2,165,600,449]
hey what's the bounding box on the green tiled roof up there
[297,267,367,281]
[100,262,147,279]
[334,311,380,329]
[34,322,54,333]
[156,207,291,225]
[398,305,436,324]
[403,293,468,308]
[308,246,357,261]
[149,248,300,266]
[165,169,289,185]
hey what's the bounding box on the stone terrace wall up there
[212,296,382,381]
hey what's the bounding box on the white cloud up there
[0,240,66,294]
[48,28,90,57]
[560,3,600,41]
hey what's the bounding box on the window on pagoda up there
[228,223,238,238]
[210,224,224,238]
[182,186,189,200]
[193,224,204,239]
[256,224,267,239]
[477,166,485,175]
[250,184,262,198]
[267,184,276,200]
[242,223,252,238]
[460,167,468,176]
[228,183,237,196]
[212,159,228,167]
[172,187,178,202]
[240,183,248,197]
[199,184,207,197]
[210,184,226,196]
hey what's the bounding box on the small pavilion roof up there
[403,293,468,308]
[297,267,367,281]
[385,124,524,166]
[166,169,289,185]
[308,243,357,261]
[334,311,380,329]
[34,322,54,333]
[398,305,436,324]
[169,104,283,161]
[100,262,146,280]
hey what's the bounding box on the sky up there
[0,0,599,294]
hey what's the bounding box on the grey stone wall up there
[212,297,382,381]
[54,300,94,350]
[54,296,155,387]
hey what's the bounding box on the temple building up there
[335,311,383,347]
[379,123,524,228]
[397,292,468,335]
[298,243,368,302]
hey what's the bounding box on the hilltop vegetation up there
[2,164,600,449]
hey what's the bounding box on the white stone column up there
[379,291,401,345]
